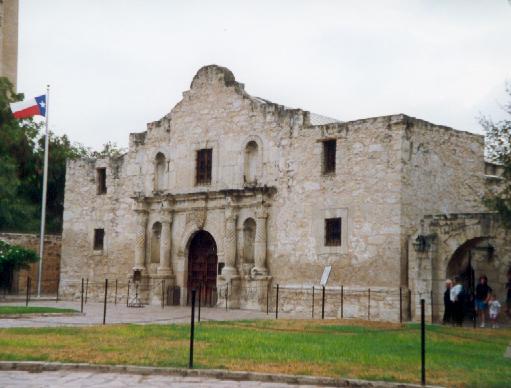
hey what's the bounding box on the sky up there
[18,0,511,150]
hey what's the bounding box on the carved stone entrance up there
[187,230,218,306]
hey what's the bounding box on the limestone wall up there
[0,0,18,88]
[0,232,61,294]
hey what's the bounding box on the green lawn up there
[0,306,78,315]
[0,319,509,387]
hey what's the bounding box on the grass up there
[0,306,78,315]
[0,319,509,387]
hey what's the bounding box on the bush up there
[0,240,39,274]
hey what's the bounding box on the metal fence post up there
[56,277,60,303]
[341,285,344,319]
[399,287,403,323]
[275,284,279,319]
[85,278,89,304]
[25,276,30,307]
[266,283,269,315]
[114,279,118,305]
[80,278,84,313]
[421,298,426,386]
[198,284,201,323]
[368,288,371,320]
[102,279,108,325]
[127,279,130,307]
[225,283,228,311]
[189,289,196,369]
[161,280,165,309]
[321,286,325,319]
[312,286,315,318]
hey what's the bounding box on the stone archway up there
[187,230,218,306]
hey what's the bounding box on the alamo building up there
[60,65,511,322]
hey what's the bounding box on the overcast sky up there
[18,0,511,150]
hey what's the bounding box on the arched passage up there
[446,237,490,295]
[187,230,218,306]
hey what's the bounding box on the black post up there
[189,289,196,369]
[161,280,165,309]
[56,277,60,303]
[321,286,325,320]
[103,279,108,325]
[399,287,403,323]
[127,279,130,307]
[275,284,279,319]
[198,284,201,323]
[266,284,269,315]
[341,285,344,319]
[25,276,30,307]
[114,279,118,305]
[368,288,371,320]
[421,298,426,386]
[85,278,89,304]
[430,290,434,323]
[312,286,315,318]
[225,283,228,311]
[80,278,84,313]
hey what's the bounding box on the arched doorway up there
[187,230,218,306]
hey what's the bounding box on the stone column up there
[157,210,173,276]
[133,204,148,272]
[253,207,268,276]
[222,207,238,278]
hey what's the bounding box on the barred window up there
[322,140,336,175]
[196,148,212,185]
[93,228,105,250]
[325,218,342,246]
[96,168,107,194]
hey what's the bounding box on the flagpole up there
[37,84,50,298]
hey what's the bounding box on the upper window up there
[244,141,259,184]
[322,140,336,175]
[325,218,342,246]
[93,228,105,250]
[96,168,107,194]
[196,148,212,185]
[154,153,166,191]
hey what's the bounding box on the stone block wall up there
[0,232,61,294]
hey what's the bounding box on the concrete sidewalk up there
[0,300,305,327]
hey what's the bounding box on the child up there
[488,294,501,329]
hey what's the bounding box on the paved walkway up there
[0,300,304,328]
[0,370,318,387]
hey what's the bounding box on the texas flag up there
[9,95,46,119]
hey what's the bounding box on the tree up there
[481,83,511,227]
[0,77,90,233]
[0,240,39,290]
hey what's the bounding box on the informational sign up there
[320,265,332,287]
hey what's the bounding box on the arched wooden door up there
[187,231,218,306]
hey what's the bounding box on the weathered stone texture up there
[0,0,18,88]
[0,232,61,294]
[60,65,510,321]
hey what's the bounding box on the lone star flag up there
[9,95,46,119]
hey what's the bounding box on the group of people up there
[443,270,511,328]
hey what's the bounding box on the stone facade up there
[0,0,18,89]
[0,232,61,294]
[60,65,511,321]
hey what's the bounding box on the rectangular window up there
[322,140,336,175]
[196,148,212,185]
[93,228,105,250]
[325,218,342,246]
[96,168,107,194]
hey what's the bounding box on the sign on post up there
[320,265,332,287]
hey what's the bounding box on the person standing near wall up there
[475,275,492,328]
[443,279,453,324]
[450,276,465,326]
